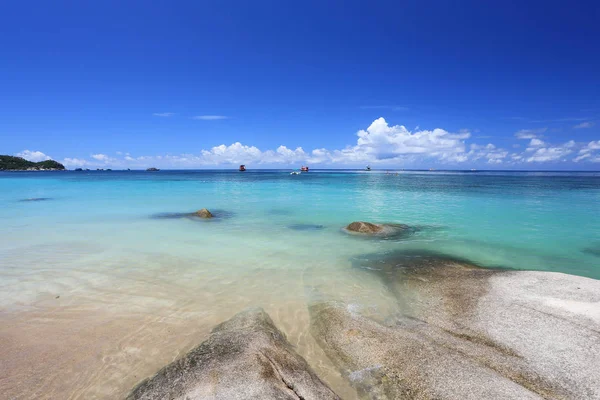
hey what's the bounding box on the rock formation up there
[310,252,600,399]
[128,307,340,400]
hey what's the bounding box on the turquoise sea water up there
[2,170,600,279]
[1,169,600,398]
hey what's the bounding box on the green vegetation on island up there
[0,155,66,171]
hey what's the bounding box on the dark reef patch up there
[266,208,294,216]
[349,249,510,316]
[350,249,504,274]
[582,244,600,257]
[287,224,325,231]
[18,197,53,202]
[150,209,235,221]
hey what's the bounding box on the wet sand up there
[0,256,375,399]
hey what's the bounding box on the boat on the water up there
[146,167,160,172]
[366,165,371,171]
[239,164,246,172]
[301,166,309,172]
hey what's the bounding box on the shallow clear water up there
[1,169,600,398]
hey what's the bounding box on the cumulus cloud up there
[346,117,470,163]
[91,154,110,161]
[573,121,595,129]
[62,158,90,167]
[515,128,547,139]
[153,112,175,117]
[192,115,229,120]
[525,140,576,163]
[467,144,508,164]
[15,150,52,162]
[586,140,600,150]
[527,138,546,149]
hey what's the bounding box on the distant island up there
[0,155,66,171]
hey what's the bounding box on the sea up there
[1,169,599,399]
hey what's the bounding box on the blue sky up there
[1,0,599,169]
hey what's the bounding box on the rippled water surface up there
[1,169,599,398]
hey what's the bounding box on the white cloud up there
[153,112,175,117]
[192,115,229,120]
[574,153,591,162]
[343,117,471,163]
[586,140,600,150]
[515,128,547,139]
[91,154,109,161]
[467,143,508,164]
[525,140,575,163]
[573,140,600,162]
[15,150,52,162]
[573,121,595,129]
[62,158,90,167]
[529,138,546,147]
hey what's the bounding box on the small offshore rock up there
[343,221,412,239]
[195,208,213,218]
[345,221,383,234]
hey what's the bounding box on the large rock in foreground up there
[310,255,600,399]
[128,307,339,400]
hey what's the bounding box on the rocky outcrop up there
[128,307,340,400]
[195,208,213,218]
[310,253,600,399]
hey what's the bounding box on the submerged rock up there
[18,197,52,202]
[150,209,234,221]
[582,244,600,257]
[267,208,294,216]
[310,253,600,399]
[195,208,213,218]
[343,221,412,239]
[288,224,325,231]
[128,307,340,400]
